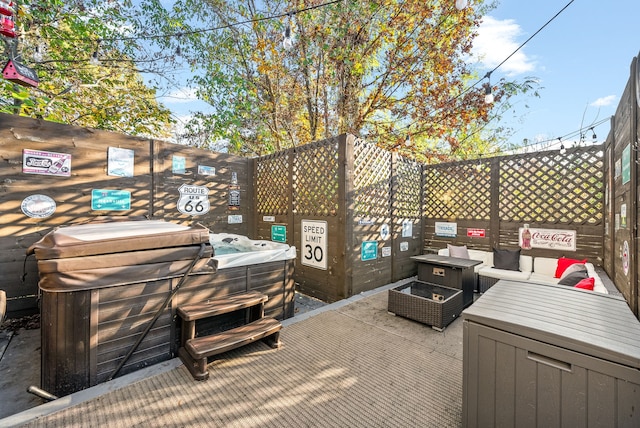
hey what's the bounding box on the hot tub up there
[210,233,297,269]
[30,221,296,397]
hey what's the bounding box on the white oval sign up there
[21,194,56,218]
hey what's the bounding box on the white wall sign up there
[381,247,392,257]
[21,194,56,218]
[402,220,413,238]
[435,222,457,238]
[400,241,409,252]
[301,220,327,270]
[263,215,276,222]
[380,223,390,240]
[228,215,243,224]
[177,184,210,216]
[518,227,576,251]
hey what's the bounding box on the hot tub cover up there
[28,220,210,259]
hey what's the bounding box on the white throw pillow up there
[447,244,469,259]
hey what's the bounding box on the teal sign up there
[361,240,378,261]
[271,225,287,243]
[622,144,631,185]
[91,189,131,210]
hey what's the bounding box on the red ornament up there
[0,1,14,17]
[0,15,16,38]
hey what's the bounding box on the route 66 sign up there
[177,184,210,216]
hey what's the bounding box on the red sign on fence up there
[467,228,485,238]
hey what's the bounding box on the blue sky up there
[158,0,639,151]
[472,0,639,151]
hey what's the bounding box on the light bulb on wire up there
[558,138,566,155]
[484,84,494,104]
[89,38,101,65]
[282,19,294,50]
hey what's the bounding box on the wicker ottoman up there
[388,281,464,331]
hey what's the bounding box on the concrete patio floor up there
[0,278,465,427]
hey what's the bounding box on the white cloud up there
[590,95,616,107]
[471,16,536,76]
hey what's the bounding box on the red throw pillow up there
[574,277,595,290]
[555,257,588,278]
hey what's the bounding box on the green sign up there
[361,240,378,261]
[271,225,287,242]
[91,189,131,210]
[622,144,631,185]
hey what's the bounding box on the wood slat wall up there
[0,113,251,316]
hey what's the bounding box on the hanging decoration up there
[0,0,16,38]
[1,0,39,87]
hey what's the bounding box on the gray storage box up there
[462,280,640,428]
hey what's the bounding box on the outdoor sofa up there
[437,246,607,294]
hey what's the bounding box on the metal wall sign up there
[91,189,131,211]
[22,149,71,177]
[177,184,210,216]
[271,225,287,243]
[518,227,576,251]
[435,221,457,238]
[361,241,378,261]
[301,220,327,270]
[21,194,56,218]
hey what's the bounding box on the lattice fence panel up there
[353,139,392,217]
[293,140,340,216]
[393,156,422,219]
[423,161,492,220]
[255,153,290,215]
[500,147,604,224]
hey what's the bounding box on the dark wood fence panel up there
[423,145,604,263]
[152,140,251,235]
[0,115,153,315]
[350,138,392,294]
[0,114,250,316]
[391,154,423,281]
[292,137,343,302]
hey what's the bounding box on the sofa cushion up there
[560,263,587,279]
[574,277,595,290]
[478,266,530,281]
[555,257,588,278]
[493,248,521,271]
[532,257,558,277]
[558,270,589,286]
[447,244,469,259]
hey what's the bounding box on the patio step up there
[177,292,282,381]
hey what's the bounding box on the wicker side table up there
[388,281,464,331]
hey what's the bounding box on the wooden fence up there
[0,114,251,315]
[2,50,639,318]
[602,51,640,316]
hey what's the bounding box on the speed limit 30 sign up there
[177,184,210,216]
[301,220,327,270]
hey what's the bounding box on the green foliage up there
[133,0,539,159]
[0,0,173,137]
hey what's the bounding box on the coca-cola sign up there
[519,227,576,251]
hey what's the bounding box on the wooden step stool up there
[177,291,282,381]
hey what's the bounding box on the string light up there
[282,15,294,50]
[483,72,493,104]
[89,38,101,65]
[558,138,566,155]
